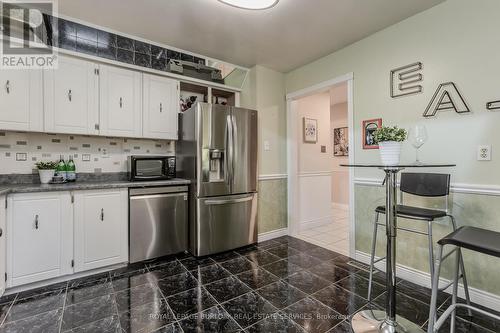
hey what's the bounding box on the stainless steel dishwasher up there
[129,186,188,263]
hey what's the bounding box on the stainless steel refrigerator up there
[177,102,258,256]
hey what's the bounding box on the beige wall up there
[331,102,349,205]
[297,92,331,173]
[241,65,288,233]
[241,65,287,176]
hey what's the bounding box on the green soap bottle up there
[56,155,67,181]
[66,156,76,182]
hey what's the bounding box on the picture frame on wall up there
[362,118,382,149]
[303,117,318,143]
[333,127,348,156]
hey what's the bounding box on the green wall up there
[285,0,500,296]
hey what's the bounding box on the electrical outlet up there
[477,145,491,161]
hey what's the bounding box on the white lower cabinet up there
[0,195,6,297]
[73,189,128,272]
[7,192,73,287]
[5,189,128,288]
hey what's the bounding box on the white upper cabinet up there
[7,192,73,287]
[44,56,99,135]
[143,74,179,140]
[99,65,142,138]
[73,189,128,272]
[0,69,43,132]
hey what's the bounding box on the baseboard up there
[5,262,126,296]
[299,216,333,232]
[258,228,288,242]
[332,202,349,210]
[355,251,500,312]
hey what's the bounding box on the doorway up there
[286,73,355,257]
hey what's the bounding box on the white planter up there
[379,141,402,165]
[38,169,55,184]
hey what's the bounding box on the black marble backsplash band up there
[0,172,128,185]
[14,11,224,84]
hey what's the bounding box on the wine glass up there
[409,125,428,165]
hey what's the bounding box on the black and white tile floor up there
[0,236,498,332]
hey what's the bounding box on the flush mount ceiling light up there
[218,0,279,10]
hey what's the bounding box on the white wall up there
[331,102,349,206]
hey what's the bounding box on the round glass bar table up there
[340,163,456,333]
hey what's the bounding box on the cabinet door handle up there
[68,89,72,102]
[100,208,104,221]
[0,228,3,237]
[5,80,10,94]
[160,103,162,113]
[34,214,39,229]
[119,97,123,108]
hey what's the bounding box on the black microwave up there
[128,156,176,181]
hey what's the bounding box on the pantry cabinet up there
[0,69,43,132]
[99,64,142,137]
[73,189,128,272]
[0,195,6,297]
[6,192,73,287]
[44,56,99,135]
[143,74,179,140]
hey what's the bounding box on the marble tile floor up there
[298,206,350,256]
[0,236,498,332]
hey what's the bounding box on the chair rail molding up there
[354,177,500,196]
[298,171,332,177]
[258,174,288,181]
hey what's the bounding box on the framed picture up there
[333,127,348,156]
[362,118,382,149]
[303,117,318,143]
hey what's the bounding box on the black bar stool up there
[428,226,500,332]
[367,173,471,305]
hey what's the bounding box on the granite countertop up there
[0,178,191,196]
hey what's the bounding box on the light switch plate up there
[477,145,491,161]
[264,141,271,151]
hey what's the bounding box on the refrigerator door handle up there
[231,114,237,187]
[226,114,234,187]
[204,195,254,205]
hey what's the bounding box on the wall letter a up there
[423,82,470,117]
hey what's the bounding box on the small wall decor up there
[486,100,500,111]
[423,82,470,117]
[333,127,349,156]
[390,62,423,98]
[362,118,382,149]
[303,118,318,143]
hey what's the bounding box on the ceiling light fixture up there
[218,0,279,10]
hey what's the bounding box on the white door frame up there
[286,73,355,257]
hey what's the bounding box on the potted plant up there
[35,161,58,184]
[373,126,408,165]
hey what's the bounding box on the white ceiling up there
[59,0,445,72]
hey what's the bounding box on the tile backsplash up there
[0,131,175,175]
